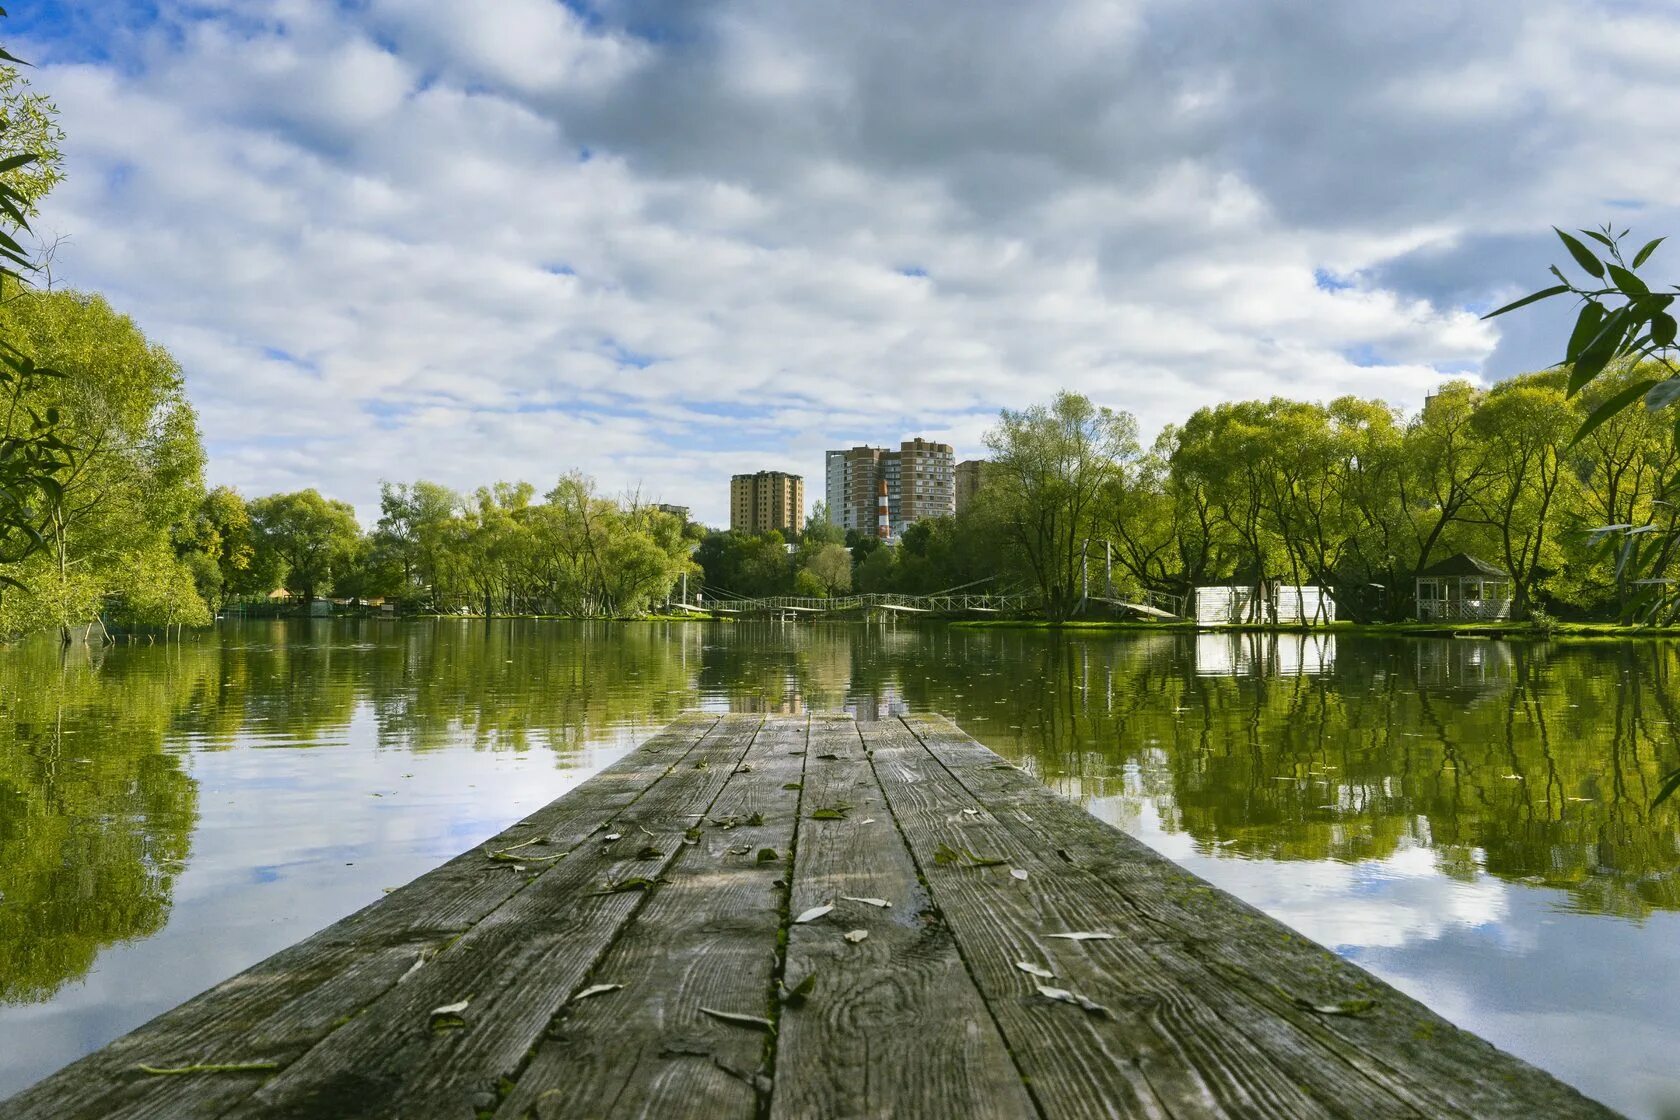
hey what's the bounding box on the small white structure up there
[1415,553,1512,621]
[1194,583,1336,625]
[1194,585,1256,625]
[1272,585,1336,624]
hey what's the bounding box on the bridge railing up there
[681,591,1036,615]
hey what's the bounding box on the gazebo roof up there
[1417,552,1509,579]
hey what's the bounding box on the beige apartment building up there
[824,438,955,537]
[729,471,804,535]
[954,459,988,513]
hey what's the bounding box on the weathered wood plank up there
[901,713,1621,1120]
[3,714,722,1120]
[865,718,1354,1120]
[495,716,809,1119]
[220,714,763,1120]
[771,715,1037,1120]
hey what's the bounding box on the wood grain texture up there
[221,713,762,1120]
[2,714,721,1120]
[495,715,807,1120]
[900,712,1622,1120]
[866,718,1339,1120]
[771,715,1037,1120]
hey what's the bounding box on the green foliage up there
[0,25,70,587]
[0,291,208,638]
[0,62,63,216]
[801,542,852,596]
[984,392,1141,620]
[1484,225,1679,433]
[373,480,460,603]
[323,474,699,617]
[696,530,794,598]
[1484,224,1680,626]
[248,489,361,603]
[175,485,261,611]
[801,502,845,547]
[0,645,195,1001]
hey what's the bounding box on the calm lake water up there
[3,620,1679,1115]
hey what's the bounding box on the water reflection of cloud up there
[1089,795,1510,951]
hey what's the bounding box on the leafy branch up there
[1484,225,1679,446]
[0,13,71,587]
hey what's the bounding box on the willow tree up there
[985,391,1140,620]
[248,489,362,604]
[1170,400,1284,613]
[374,480,461,603]
[1465,372,1583,617]
[0,292,207,640]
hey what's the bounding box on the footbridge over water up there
[672,590,1036,618]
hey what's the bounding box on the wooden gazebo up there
[1415,552,1513,620]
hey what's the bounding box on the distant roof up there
[1417,552,1509,578]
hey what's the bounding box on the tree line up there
[193,477,702,619]
[0,281,700,635]
[699,369,1676,623]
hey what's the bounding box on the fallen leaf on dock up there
[859,818,877,824]
[570,983,623,1003]
[756,847,780,862]
[1015,962,1055,979]
[700,1007,775,1032]
[486,848,565,865]
[136,1061,281,1077]
[428,999,470,1031]
[397,954,429,984]
[842,896,891,908]
[781,973,816,1006]
[843,929,869,943]
[1046,932,1115,942]
[635,846,663,860]
[794,904,834,924]
[594,876,667,895]
[1036,985,1112,1018]
[602,833,622,842]
[1293,997,1376,1017]
[810,804,853,820]
[934,843,1008,868]
[1010,868,1029,881]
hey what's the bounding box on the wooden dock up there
[6,713,1619,1119]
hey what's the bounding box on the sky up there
[11,0,1680,526]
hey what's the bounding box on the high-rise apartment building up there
[954,459,988,513]
[823,438,955,538]
[729,471,804,535]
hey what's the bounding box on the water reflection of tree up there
[899,632,1680,921]
[0,642,198,1002]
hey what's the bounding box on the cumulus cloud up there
[14,0,1680,522]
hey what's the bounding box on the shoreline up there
[218,612,1680,639]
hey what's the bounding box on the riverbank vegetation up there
[696,365,1677,624]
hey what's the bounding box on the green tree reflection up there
[914,632,1680,920]
[0,644,198,1002]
